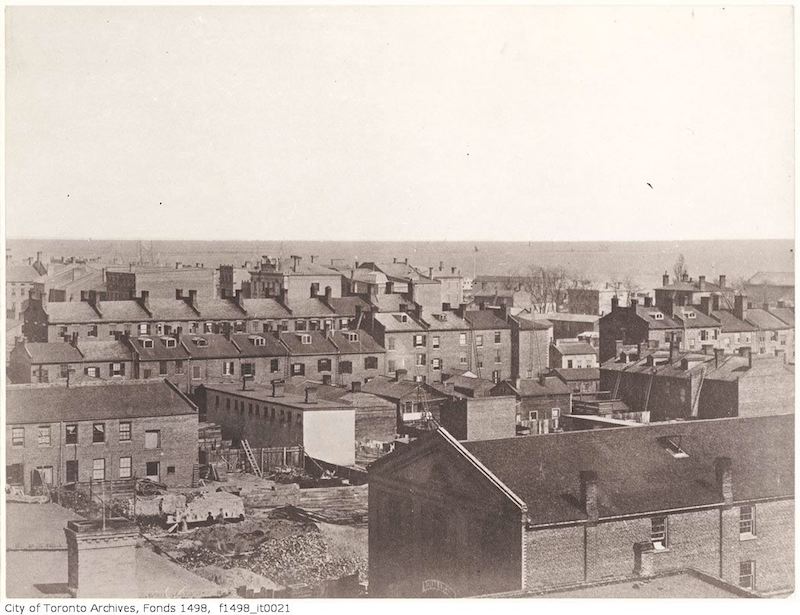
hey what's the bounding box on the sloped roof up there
[767,306,794,327]
[671,307,720,329]
[99,300,152,322]
[541,312,601,324]
[441,373,497,397]
[553,367,600,382]
[326,296,371,317]
[6,264,43,283]
[361,376,447,402]
[373,311,425,332]
[464,310,511,330]
[279,331,338,355]
[23,342,84,364]
[494,376,571,397]
[179,334,239,359]
[76,340,133,362]
[147,299,200,321]
[285,298,335,318]
[370,293,414,313]
[44,301,102,323]
[745,308,792,331]
[512,315,552,331]
[747,271,794,286]
[129,335,190,360]
[194,299,247,320]
[462,414,793,525]
[6,380,196,424]
[419,310,470,331]
[709,309,757,333]
[240,298,291,319]
[330,330,384,354]
[554,341,597,356]
[230,333,288,357]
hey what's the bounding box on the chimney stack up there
[186,289,198,309]
[698,275,706,291]
[711,294,720,311]
[304,386,318,404]
[395,368,408,382]
[235,289,245,309]
[538,373,547,386]
[351,380,362,393]
[718,274,727,289]
[65,519,139,598]
[611,296,619,311]
[271,379,285,398]
[715,457,733,506]
[700,296,711,315]
[737,346,752,369]
[324,286,332,302]
[138,290,150,311]
[643,296,653,308]
[579,471,599,522]
[662,272,670,287]
[669,340,678,364]
[713,347,724,368]
[175,288,183,300]
[70,332,79,348]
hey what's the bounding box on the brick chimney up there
[698,275,706,291]
[64,518,139,598]
[611,296,619,311]
[304,386,318,404]
[713,347,724,368]
[235,289,245,310]
[711,294,721,311]
[175,288,183,300]
[718,274,727,289]
[700,296,711,315]
[715,457,733,506]
[643,296,653,308]
[579,471,599,522]
[734,295,747,321]
[395,368,408,382]
[669,340,678,364]
[662,272,670,287]
[70,332,79,348]
[138,290,150,312]
[271,379,285,398]
[186,289,198,310]
[324,286,332,302]
[351,381,362,393]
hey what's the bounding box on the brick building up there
[550,339,598,369]
[104,264,215,301]
[552,367,600,395]
[654,272,734,311]
[541,312,600,341]
[6,380,199,492]
[249,255,343,302]
[507,313,552,379]
[6,264,45,319]
[743,271,794,307]
[368,415,794,597]
[438,395,517,441]
[490,375,572,435]
[200,381,355,466]
[361,373,449,430]
[567,285,630,316]
[328,329,385,386]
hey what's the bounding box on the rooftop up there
[201,382,352,411]
[372,311,425,332]
[278,330,339,355]
[552,367,600,382]
[230,332,288,357]
[361,376,448,402]
[6,264,44,283]
[464,310,511,330]
[553,341,598,356]
[493,376,572,398]
[6,380,197,424]
[746,271,794,287]
[330,329,384,354]
[541,312,601,323]
[746,307,792,331]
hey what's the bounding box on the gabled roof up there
[6,380,197,424]
[767,306,794,327]
[372,311,425,332]
[464,310,511,330]
[493,376,571,398]
[283,378,395,408]
[747,271,794,286]
[441,373,497,397]
[279,331,338,355]
[553,341,597,356]
[285,298,335,318]
[552,367,600,382]
[329,330,384,354]
[76,340,133,362]
[250,258,341,277]
[370,293,414,313]
[366,262,424,282]
[240,298,291,319]
[462,414,793,525]
[147,299,200,321]
[43,301,102,323]
[22,342,84,364]
[6,264,43,283]
[541,312,601,324]
[326,296,371,317]
[361,376,448,402]
[512,315,552,331]
[230,333,288,357]
[129,335,190,360]
[671,307,720,329]
[179,334,240,359]
[98,301,152,322]
[419,309,470,331]
[745,308,792,331]
[709,310,757,333]
[193,299,247,320]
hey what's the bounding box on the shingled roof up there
[461,414,793,525]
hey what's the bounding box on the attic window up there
[684,311,696,319]
[650,312,664,320]
[162,337,177,348]
[300,334,312,345]
[398,314,408,323]
[193,337,209,348]
[140,338,154,348]
[658,436,689,459]
[249,335,266,346]
[347,332,359,342]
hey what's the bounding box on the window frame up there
[650,516,668,549]
[119,421,132,442]
[739,505,756,538]
[739,560,755,589]
[11,427,25,447]
[92,458,106,481]
[65,424,78,445]
[37,425,52,447]
[92,423,106,443]
[119,456,132,479]
[144,430,161,450]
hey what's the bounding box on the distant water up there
[6,238,794,289]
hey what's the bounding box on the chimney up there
[235,289,245,309]
[404,257,408,265]
[138,290,150,311]
[175,262,181,270]
[324,286,332,302]
[737,346,752,369]
[538,373,547,386]
[615,339,624,358]
[439,260,444,271]
[643,296,653,308]
[718,274,727,289]
[630,298,638,309]
[662,272,670,287]
[175,288,183,300]
[351,381,362,393]
[579,471,599,522]
[70,332,79,348]
[272,380,285,398]
[451,266,457,274]
[187,289,198,309]
[393,257,397,264]
[304,386,318,404]
[777,300,786,308]
[700,296,711,315]
[636,342,643,358]
[310,255,316,264]
[611,296,619,311]
[715,457,733,506]
[87,290,98,307]
[428,266,433,278]
[290,255,301,272]
[714,347,724,368]
[669,340,677,364]
[322,374,331,386]
[395,368,408,382]
[698,275,706,291]
[64,519,139,598]
[634,542,657,578]
[711,294,721,311]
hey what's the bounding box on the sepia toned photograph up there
[2,3,795,602]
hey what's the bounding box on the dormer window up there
[398,314,408,323]
[249,335,266,346]
[650,312,664,320]
[193,337,208,348]
[162,337,176,348]
[140,338,154,348]
[347,332,359,342]
[685,311,696,319]
[300,334,312,345]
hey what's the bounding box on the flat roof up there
[202,382,353,411]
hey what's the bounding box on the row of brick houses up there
[368,414,794,597]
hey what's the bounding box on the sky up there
[4,5,795,242]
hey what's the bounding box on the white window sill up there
[739,534,758,542]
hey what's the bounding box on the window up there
[529,410,538,421]
[159,361,168,375]
[416,353,426,366]
[110,362,125,377]
[432,336,440,349]
[477,358,483,368]
[65,424,78,445]
[270,358,280,373]
[347,332,359,342]
[494,331,502,344]
[36,466,54,485]
[144,430,161,449]
[38,425,51,447]
[292,363,305,376]
[340,318,349,329]
[459,355,467,365]
[242,362,255,376]
[431,358,442,371]
[190,322,199,333]
[387,360,396,373]
[739,506,756,537]
[739,561,755,589]
[66,460,78,483]
[140,337,154,348]
[491,370,500,383]
[651,312,664,320]
[250,335,266,346]
[156,323,164,335]
[459,333,467,346]
[119,457,132,479]
[175,360,185,375]
[413,334,426,348]
[387,337,396,351]
[119,422,131,442]
[167,466,176,475]
[164,337,177,348]
[295,320,307,331]
[700,330,708,341]
[88,325,98,338]
[92,458,106,481]
[146,461,160,480]
[340,361,353,374]
[650,516,668,549]
[567,359,574,368]
[300,334,312,344]
[84,366,99,378]
[93,423,105,443]
[203,322,213,333]
[58,326,68,337]
[476,335,483,347]
[192,365,201,379]
[495,350,502,363]
[223,361,235,376]
[318,358,332,371]
[193,337,209,348]
[60,364,71,379]
[35,367,49,383]
[11,427,24,447]
[365,356,378,370]
[551,408,560,430]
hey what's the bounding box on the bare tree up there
[672,253,688,282]
[522,265,578,312]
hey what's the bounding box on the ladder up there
[612,371,622,398]
[642,369,656,413]
[690,367,706,418]
[241,439,262,478]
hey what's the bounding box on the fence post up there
[260,448,264,475]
